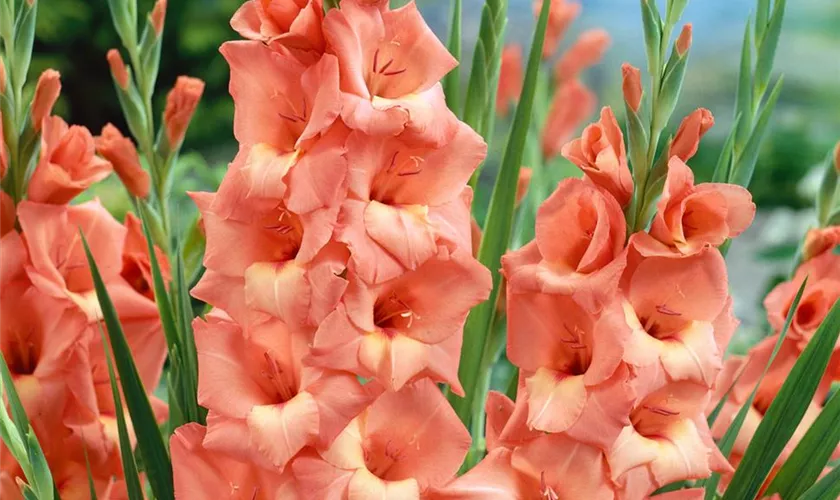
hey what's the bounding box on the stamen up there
[372,48,380,73]
[379,59,394,73]
[643,405,679,417]
[382,68,408,77]
[540,472,559,500]
[656,304,682,316]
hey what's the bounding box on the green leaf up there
[731,76,784,188]
[0,353,30,433]
[711,115,740,183]
[106,0,137,49]
[755,0,771,42]
[703,279,806,498]
[83,447,99,500]
[181,213,206,286]
[463,20,490,134]
[817,148,838,226]
[764,376,840,497]
[173,246,202,425]
[442,0,462,113]
[449,0,552,432]
[733,19,754,153]
[666,0,689,26]
[98,326,145,500]
[798,463,840,500]
[9,0,36,95]
[707,364,745,429]
[754,0,786,96]
[137,13,163,103]
[138,204,180,355]
[721,291,840,500]
[81,234,175,500]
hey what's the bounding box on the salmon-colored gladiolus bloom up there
[151,0,167,35]
[535,0,581,59]
[562,107,634,206]
[610,381,731,498]
[542,79,596,159]
[163,76,204,149]
[429,392,619,500]
[106,50,129,90]
[30,69,61,133]
[0,190,13,236]
[337,124,484,284]
[190,158,347,328]
[95,124,150,198]
[622,63,643,113]
[496,45,523,117]
[614,244,737,391]
[323,0,459,146]
[231,0,325,55]
[764,249,840,351]
[506,289,634,447]
[554,29,611,82]
[171,423,299,499]
[802,226,840,261]
[221,41,347,216]
[502,178,626,312]
[708,337,837,491]
[16,200,126,319]
[27,117,112,205]
[121,212,170,300]
[643,157,755,255]
[194,313,378,470]
[669,108,714,162]
[308,246,491,393]
[293,380,471,499]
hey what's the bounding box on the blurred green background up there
[31,0,840,338]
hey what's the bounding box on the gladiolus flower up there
[615,245,736,390]
[765,249,840,351]
[231,0,325,54]
[27,117,112,205]
[323,0,459,146]
[30,69,61,133]
[502,178,627,312]
[336,124,485,284]
[194,314,378,470]
[542,79,596,159]
[802,226,840,261]
[121,212,170,300]
[307,246,491,393]
[554,29,611,82]
[621,63,642,113]
[293,380,471,499]
[506,290,634,447]
[609,381,731,498]
[562,107,634,207]
[496,45,523,117]
[171,423,299,499]
[669,108,715,162]
[163,76,205,149]
[535,0,581,59]
[16,200,126,320]
[106,49,130,90]
[95,124,150,198]
[221,41,347,215]
[643,157,755,255]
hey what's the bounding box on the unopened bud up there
[0,59,6,94]
[31,70,62,132]
[834,141,840,174]
[676,24,693,56]
[107,49,130,90]
[151,0,167,36]
[621,63,642,113]
[163,76,205,149]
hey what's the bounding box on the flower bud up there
[803,227,840,261]
[0,112,7,180]
[30,70,61,132]
[516,167,532,207]
[621,63,642,113]
[163,76,205,149]
[669,108,714,162]
[96,124,150,198]
[151,0,167,36]
[834,141,840,174]
[676,23,693,56]
[107,49,130,90]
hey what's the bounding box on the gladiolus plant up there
[3,0,840,499]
